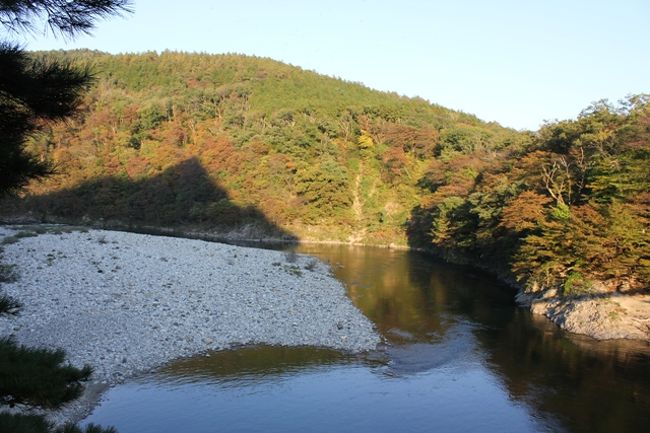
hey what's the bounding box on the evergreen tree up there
[0,0,130,195]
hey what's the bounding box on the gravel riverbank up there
[0,227,380,423]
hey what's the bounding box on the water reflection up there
[299,244,650,433]
[84,244,650,433]
[156,345,365,385]
[476,312,650,433]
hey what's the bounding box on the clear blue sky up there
[18,0,650,131]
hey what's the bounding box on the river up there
[83,244,650,433]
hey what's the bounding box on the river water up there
[83,244,650,433]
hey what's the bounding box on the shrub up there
[0,338,92,408]
[304,259,318,271]
[562,272,591,296]
[0,414,117,433]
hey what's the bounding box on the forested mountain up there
[6,50,521,239]
[3,51,648,295]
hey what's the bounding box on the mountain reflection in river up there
[84,245,650,433]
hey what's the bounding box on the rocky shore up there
[0,226,380,423]
[516,290,650,341]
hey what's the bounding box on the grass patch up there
[0,263,18,283]
[0,294,21,315]
[1,230,38,246]
[4,225,91,240]
[608,310,620,321]
[283,264,303,277]
[14,231,38,239]
[0,250,20,314]
[1,235,19,245]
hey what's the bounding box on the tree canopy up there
[410,96,650,295]
[2,51,520,239]
[2,49,647,297]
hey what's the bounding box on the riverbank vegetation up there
[410,96,650,296]
[2,51,648,298]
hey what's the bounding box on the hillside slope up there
[5,50,522,244]
[4,51,648,301]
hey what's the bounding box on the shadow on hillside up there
[403,205,434,250]
[6,157,297,241]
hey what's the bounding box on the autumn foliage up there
[3,51,648,296]
[4,50,517,242]
[412,97,649,295]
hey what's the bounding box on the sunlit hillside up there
[5,51,648,295]
[9,50,522,244]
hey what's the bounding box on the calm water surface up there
[84,245,650,433]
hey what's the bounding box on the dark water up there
[83,245,650,433]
